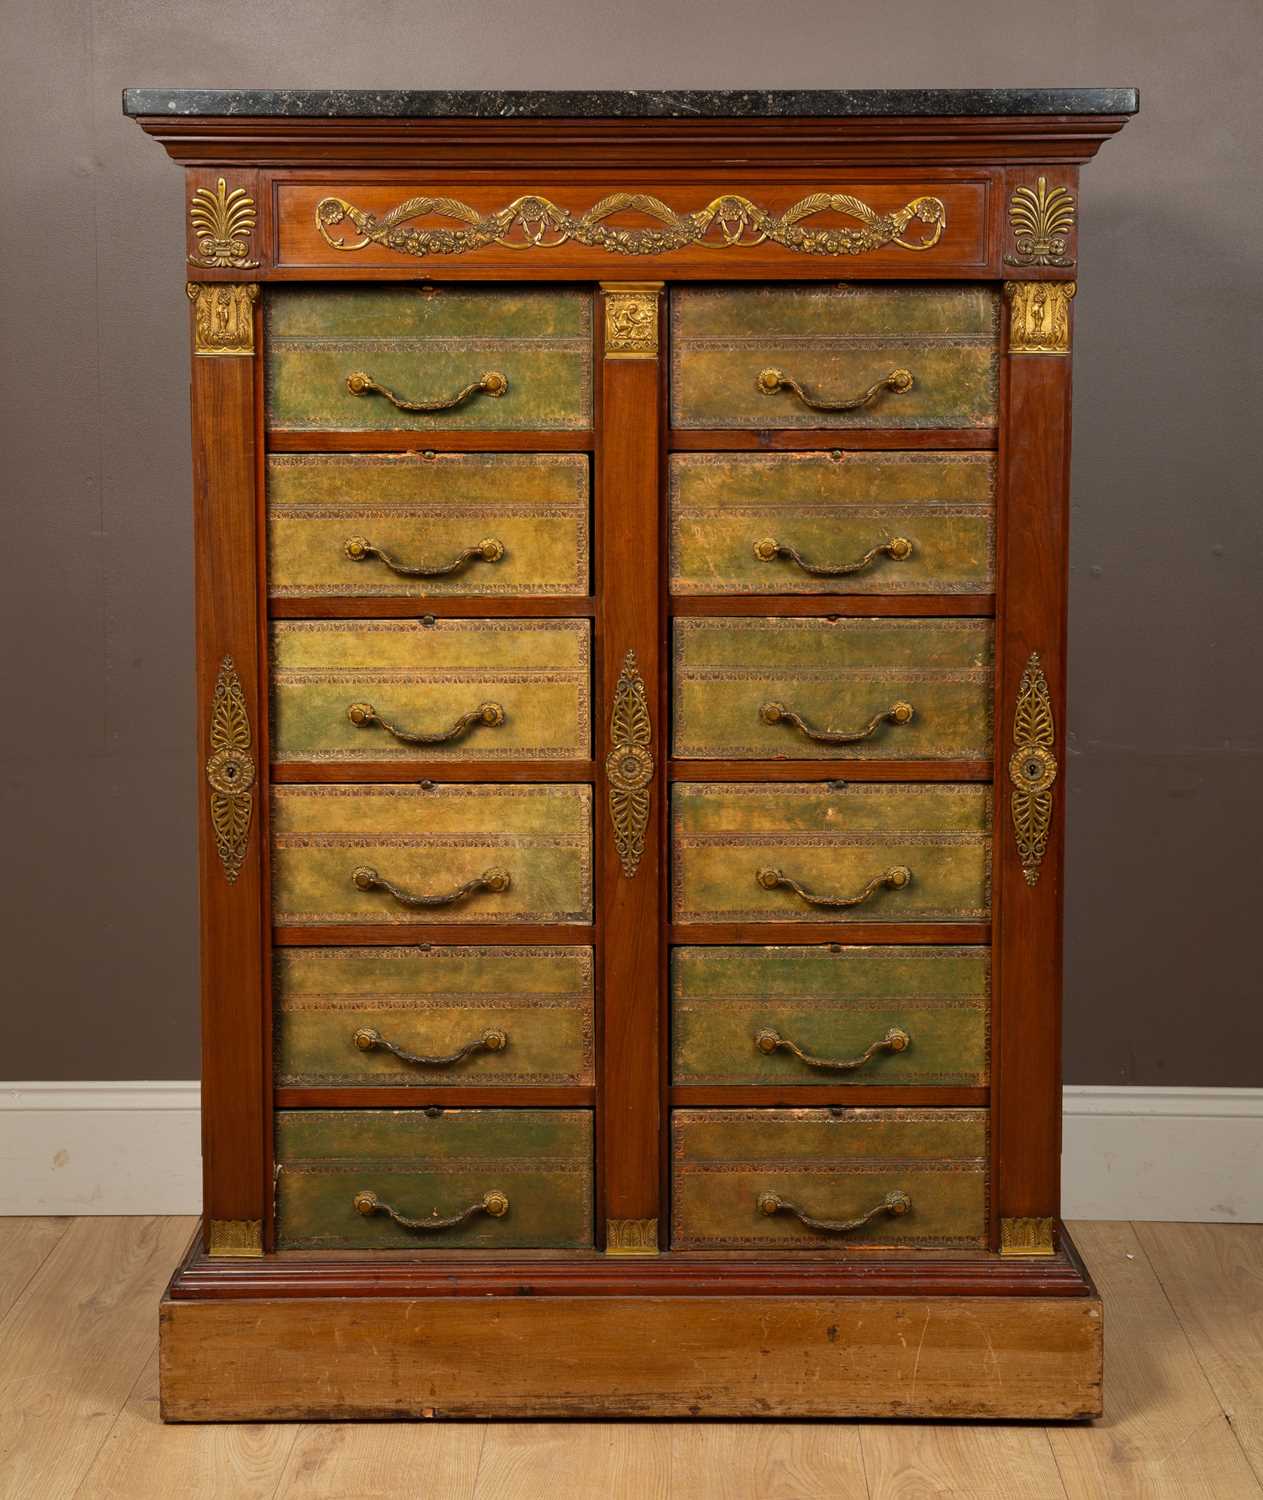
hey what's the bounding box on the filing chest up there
[128,85,1135,1420]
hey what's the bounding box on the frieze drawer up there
[673,617,992,761]
[672,945,989,1086]
[669,451,995,595]
[276,946,595,1088]
[671,1107,988,1250]
[265,285,592,431]
[272,784,593,926]
[267,453,589,598]
[270,619,591,763]
[671,284,999,430]
[672,782,991,924]
[276,1109,594,1250]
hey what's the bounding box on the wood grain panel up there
[191,298,269,1242]
[159,1290,1103,1419]
[597,286,665,1238]
[991,288,1072,1230]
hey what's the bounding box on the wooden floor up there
[1,1219,1260,1498]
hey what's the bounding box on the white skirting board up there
[1,1081,1260,1220]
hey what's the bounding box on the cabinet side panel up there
[597,285,665,1246]
[993,263,1076,1230]
[189,282,269,1249]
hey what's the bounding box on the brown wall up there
[2,0,1260,1085]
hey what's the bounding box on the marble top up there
[122,87,1139,120]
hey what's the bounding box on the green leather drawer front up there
[671,1108,988,1250]
[270,619,591,763]
[265,285,592,431]
[276,1109,593,1250]
[276,946,595,1088]
[673,617,992,761]
[671,945,989,1086]
[267,453,589,598]
[272,784,593,926]
[671,284,999,430]
[672,783,991,924]
[669,451,995,595]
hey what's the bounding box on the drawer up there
[672,783,991,924]
[267,453,589,598]
[276,1109,593,1249]
[276,946,594,1087]
[673,617,992,761]
[671,284,999,430]
[671,1108,988,1249]
[672,946,989,1086]
[272,784,593,926]
[265,285,592,431]
[270,619,591,763]
[669,451,995,595]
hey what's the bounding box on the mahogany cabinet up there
[125,86,1136,1420]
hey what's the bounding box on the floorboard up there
[1048,1220,1262,1499]
[1135,1221,1263,1486]
[0,1216,194,1500]
[669,1424,867,1499]
[0,1216,70,1325]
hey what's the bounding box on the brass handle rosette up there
[756,864,912,910]
[352,1188,510,1232]
[347,700,506,747]
[756,366,913,413]
[759,700,914,746]
[345,369,508,412]
[756,1188,912,1236]
[753,1026,911,1073]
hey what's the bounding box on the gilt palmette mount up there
[314,190,947,259]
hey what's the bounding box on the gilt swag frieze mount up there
[313,190,949,259]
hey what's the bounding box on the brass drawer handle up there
[344,535,505,578]
[754,1026,911,1072]
[757,1188,912,1235]
[353,1025,508,1067]
[352,865,511,908]
[760,699,914,745]
[753,535,913,577]
[353,1187,509,1232]
[756,864,911,909]
[347,700,506,746]
[756,366,913,413]
[346,369,509,412]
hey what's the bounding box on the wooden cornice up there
[131,112,1132,170]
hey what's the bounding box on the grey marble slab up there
[123,87,1139,119]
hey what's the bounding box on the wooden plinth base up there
[160,1235,1103,1420]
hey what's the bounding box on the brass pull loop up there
[759,699,914,745]
[347,700,505,746]
[352,865,511,909]
[754,1026,911,1072]
[757,1188,912,1235]
[756,865,911,909]
[353,1026,508,1067]
[353,1188,510,1232]
[756,366,913,413]
[344,535,504,578]
[346,369,508,412]
[753,535,913,577]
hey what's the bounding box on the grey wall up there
[2,0,1260,1085]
